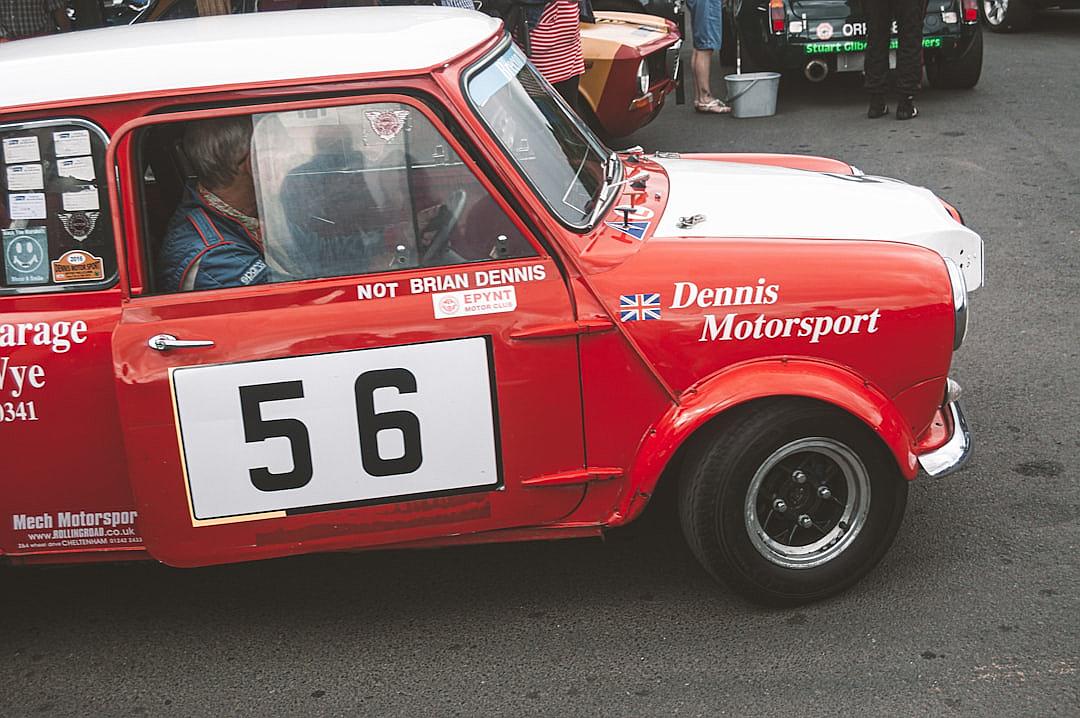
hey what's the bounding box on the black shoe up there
[867,96,889,119]
[896,96,918,120]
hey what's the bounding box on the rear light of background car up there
[960,0,978,22]
[770,0,785,33]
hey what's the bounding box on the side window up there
[1,120,117,295]
[144,101,536,294]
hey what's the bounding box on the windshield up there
[466,43,610,228]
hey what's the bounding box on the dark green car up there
[725,0,983,89]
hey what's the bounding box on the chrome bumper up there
[666,39,682,82]
[918,399,972,478]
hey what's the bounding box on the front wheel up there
[981,0,1033,32]
[677,399,908,605]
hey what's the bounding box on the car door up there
[0,117,144,558]
[110,96,588,567]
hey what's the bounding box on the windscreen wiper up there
[586,152,623,227]
[603,171,651,194]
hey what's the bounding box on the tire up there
[926,25,984,89]
[981,0,1033,32]
[677,399,908,605]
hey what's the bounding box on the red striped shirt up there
[527,1,585,85]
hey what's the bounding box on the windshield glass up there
[466,43,609,227]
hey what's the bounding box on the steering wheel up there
[420,189,467,266]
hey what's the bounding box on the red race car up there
[0,7,981,604]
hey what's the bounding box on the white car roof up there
[1,7,503,111]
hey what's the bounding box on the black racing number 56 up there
[239,369,423,492]
[354,368,423,477]
[239,381,313,492]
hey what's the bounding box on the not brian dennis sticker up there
[433,285,517,320]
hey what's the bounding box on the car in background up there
[981,0,1080,31]
[132,0,681,139]
[592,0,682,22]
[578,11,681,139]
[727,0,983,89]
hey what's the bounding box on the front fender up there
[612,357,919,524]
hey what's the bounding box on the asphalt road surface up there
[3,15,1079,718]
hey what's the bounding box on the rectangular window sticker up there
[2,227,50,285]
[5,164,44,191]
[61,188,100,212]
[8,193,47,220]
[470,51,526,108]
[56,156,95,182]
[432,285,517,319]
[2,136,41,164]
[51,249,104,283]
[53,130,92,158]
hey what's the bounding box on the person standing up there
[522,0,586,110]
[686,0,729,114]
[864,0,927,120]
[0,0,71,41]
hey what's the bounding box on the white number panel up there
[170,337,499,523]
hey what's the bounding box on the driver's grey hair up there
[183,116,254,191]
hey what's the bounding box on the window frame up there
[0,117,119,296]
[114,92,550,300]
[460,36,616,234]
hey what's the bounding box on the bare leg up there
[692,48,715,104]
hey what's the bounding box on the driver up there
[158,116,269,292]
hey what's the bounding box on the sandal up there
[694,98,732,114]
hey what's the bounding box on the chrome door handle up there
[148,333,215,351]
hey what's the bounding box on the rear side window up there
[0,120,117,295]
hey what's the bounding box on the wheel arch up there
[612,358,919,526]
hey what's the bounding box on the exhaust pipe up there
[804,59,829,82]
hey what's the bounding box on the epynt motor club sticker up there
[433,286,517,319]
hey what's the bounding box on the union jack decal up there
[619,293,662,322]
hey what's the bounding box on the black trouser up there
[864,0,927,97]
[552,75,581,112]
[72,0,104,29]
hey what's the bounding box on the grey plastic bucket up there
[724,72,781,118]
